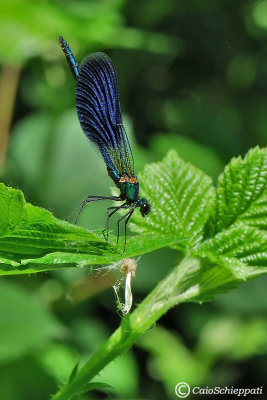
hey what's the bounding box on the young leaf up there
[50,146,267,400]
[198,224,267,267]
[206,147,267,235]
[191,256,267,301]
[130,150,215,248]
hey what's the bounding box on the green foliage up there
[0,182,114,270]
[0,0,178,65]
[138,325,207,395]
[200,224,267,267]
[0,279,64,363]
[191,147,267,296]
[1,2,267,399]
[1,146,267,285]
[1,146,267,400]
[130,150,215,248]
[138,315,267,395]
[206,147,267,234]
[0,182,175,273]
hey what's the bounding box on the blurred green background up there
[0,1,266,399]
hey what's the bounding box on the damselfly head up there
[139,198,150,217]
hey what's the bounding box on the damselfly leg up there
[116,206,136,253]
[65,196,121,224]
[103,203,129,241]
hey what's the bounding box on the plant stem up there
[51,256,200,400]
[0,65,20,174]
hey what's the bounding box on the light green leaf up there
[197,256,267,299]
[0,183,182,275]
[191,223,267,300]
[172,254,267,305]
[130,150,215,248]
[198,224,267,267]
[49,146,267,400]
[0,184,24,236]
[207,147,267,235]
[0,183,114,271]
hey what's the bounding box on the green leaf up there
[196,256,267,300]
[79,382,113,397]
[0,183,182,275]
[84,382,113,392]
[207,147,267,235]
[49,146,267,400]
[130,150,215,248]
[0,183,24,236]
[0,151,214,274]
[17,233,178,271]
[161,253,267,305]
[68,362,79,384]
[198,224,267,267]
[195,147,267,296]
[0,183,114,272]
[187,225,267,301]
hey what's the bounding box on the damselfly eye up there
[139,199,150,217]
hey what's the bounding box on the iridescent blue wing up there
[76,52,134,178]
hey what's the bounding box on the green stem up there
[51,256,200,400]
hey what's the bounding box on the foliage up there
[0,279,64,363]
[1,1,267,399]
[0,146,266,399]
[0,0,178,65]
[0,180,178,273]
